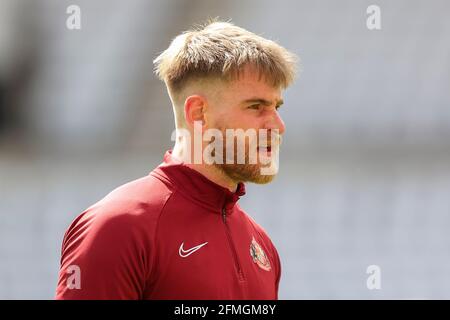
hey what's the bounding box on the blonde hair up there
[154,20,298,94]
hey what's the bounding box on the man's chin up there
[216,163,277,185]
[248,174,276,184]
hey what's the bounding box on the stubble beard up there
[212,126,279,185]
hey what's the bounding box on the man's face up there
[205,68,286,184]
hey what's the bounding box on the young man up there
[56,20,297,299]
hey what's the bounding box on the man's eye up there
[248,104,261,110]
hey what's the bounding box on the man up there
[56,20,297,299]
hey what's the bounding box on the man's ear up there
[184,95,207,129]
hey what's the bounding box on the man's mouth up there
[257,146,272,153]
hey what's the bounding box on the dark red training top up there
[56,150,281,299]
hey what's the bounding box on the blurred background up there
[1,0,449,299]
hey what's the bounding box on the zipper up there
[222,207,245,281]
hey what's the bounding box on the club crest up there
[249,237,271,271]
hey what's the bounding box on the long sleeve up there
[55,205,153,300]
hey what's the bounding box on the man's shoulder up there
[100,173,173,213]
[57,173,175,299]
[64,173,174,241]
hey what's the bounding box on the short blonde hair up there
[153,20,298,94]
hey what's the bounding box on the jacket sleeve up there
[55,205,153,300]
[272,244,282,299]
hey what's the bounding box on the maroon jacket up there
[56,150,281,299]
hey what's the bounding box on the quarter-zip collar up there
[152,150,246,215]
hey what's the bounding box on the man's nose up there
[266,110,286,136]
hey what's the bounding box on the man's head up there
[154,20,298,185]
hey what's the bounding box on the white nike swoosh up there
[179,242,208,258]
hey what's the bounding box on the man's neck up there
[172,143,238,193]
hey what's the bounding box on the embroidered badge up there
[249,237,271,271]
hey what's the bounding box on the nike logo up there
[179,241,208,258]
